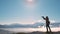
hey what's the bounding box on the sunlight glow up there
[3,27,60,32]
[27,0,33,2]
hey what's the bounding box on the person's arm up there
[42,16,46,20]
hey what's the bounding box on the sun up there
[27,0,33,2]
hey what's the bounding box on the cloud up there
[36,19,55,23]
[50,20,55,23]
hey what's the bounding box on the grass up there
[12,32,26,34]
[16,33,26,34]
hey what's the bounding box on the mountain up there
[0,22,60,28]
[0,23,33,28]
[50,22,60,27]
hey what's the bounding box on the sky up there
[0,0,60,25]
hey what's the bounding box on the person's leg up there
[46,27,48,32]
[49,26,51,32]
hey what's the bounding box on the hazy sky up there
[0,0,60,24]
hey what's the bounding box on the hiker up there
[42,16,51,32]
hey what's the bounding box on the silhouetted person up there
[42,16,51,32]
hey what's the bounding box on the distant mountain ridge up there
[0,22,60,28]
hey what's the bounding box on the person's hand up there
[42,16,44,18]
